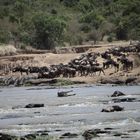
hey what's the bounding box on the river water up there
[0,85,140,140]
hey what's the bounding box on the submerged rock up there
[25,103,44,108]
[57,90,76,97]
[0,133,18,140]
[82,129,109,139]
[60,132,78,138]
[112,98,136,103]
[24,134,36,139]
[101,105,124,112]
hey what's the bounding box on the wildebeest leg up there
[98,70,101,76]
[116,65,119,72]
[26,71,29,75]
[114,66,117,73]
[102,69,105,75]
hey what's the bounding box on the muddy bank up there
[0,75,139,87]
[0,76,86,87]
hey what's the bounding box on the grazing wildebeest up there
[101,52,111,60]
[62,67,76,78]
[117,57,133,71]
[12,66,29,75]
[89,66,105,76]
[28,66,40,74]
[103,59,119,72]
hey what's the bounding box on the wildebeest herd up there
[0,43,140,79]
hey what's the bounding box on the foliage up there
[0,29,11,43]
[61,0,80,7]
[32,14,66,49]
[87,29,101,44]
[53,79,75,86]
[0,0,140,49]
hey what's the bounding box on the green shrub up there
[107,36,113,42]
[80,24,91,33]
[62,0,79,7]
[51,9,57,14]
[0,29,11,44]
[32,14,66,49]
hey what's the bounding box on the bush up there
[87,30,101,44]
[0,44,17,56]
[107,36,113,42]
[80,24,91,33]
[65,34,83,45]
[20,43,26,50]
[32,14,66,49]
[62,0,79,7]
[0,29,11,44]
[51,9,57,14]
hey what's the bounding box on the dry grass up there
[0,44,17,56]
[134,54,140,67]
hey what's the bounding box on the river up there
[0,85,140,139]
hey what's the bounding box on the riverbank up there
[0,74,140,87]
[0,41,140,87]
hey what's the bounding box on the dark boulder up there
[12,105,23,109]
[100,78,125,85]
[112,98,136,103]
[25,104,44,108]
[82,129,109,139]
[60,132,78,138]
[24,134,36,139]
[57,90,76,97]
[36,130,49,136]
[20,137,26,140]
[0,133,17,140]
[111,91,125,97]
[101,105,124,112]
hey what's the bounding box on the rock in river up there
[111,91,125,97]
[25,103,44,108]
[57,90,76,97]
[82,129,109,139]
[60,132,78,138]
[112,97,137,103]
[101,105,124,112]
[0,133,18,140]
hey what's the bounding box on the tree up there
[0,29,11,43]
[61,0,79,7]
[99,21,115,41]
[32,14,66,49]
[80,10,105,29]
[87,29,101,44]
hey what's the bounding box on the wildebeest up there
[103,59,119,72]
[12,66,29,75]
[88,66,105,76]
[117,57,133,71]
[101,52,111,60]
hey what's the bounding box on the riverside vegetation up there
[0,0,140,50]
